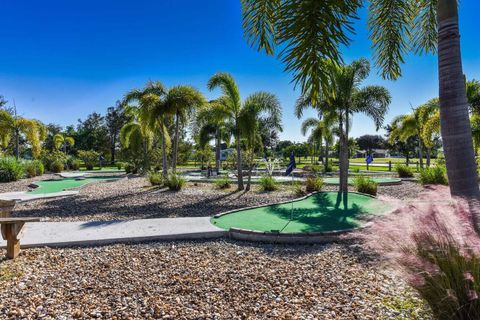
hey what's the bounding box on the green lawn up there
[30,177,122,194]
[211,192,390,233]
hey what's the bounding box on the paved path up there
[0,217,226,249]
[0,190,78,202]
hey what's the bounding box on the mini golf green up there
[323,177,401,185]
[29,177,122,194]
[211,192,390,233]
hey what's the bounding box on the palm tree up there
[207,73,245,190]
[238,92,282,191]
[241,0,480,205]
[122,81,167,171]
[53,134,75,154]
[0,110,46,159]
[196,99,232,174]
[391,100,439,168]
[162,86,205,172]
[300,112,337,173]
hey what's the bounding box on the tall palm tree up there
[300,112,337,173]
[0,110,46,159]
[162,86,205,172]
[391,100,439,168]
[238,92,282,190]
[53,134,75,154]
[241,0,480,206]
[122,81,167,171]
[207,73,245,190]
[196,99,232,174]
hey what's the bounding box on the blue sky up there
[1,0,479,142]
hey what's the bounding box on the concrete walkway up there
[0,190,78,202]
[0,217,226,249]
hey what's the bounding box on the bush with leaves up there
[259,175,278,191]
[116,162,124,170]
[124,163,138,174]
[78,150,99,170]
[419,166,448,185]
[214,176,231,189]
[305,176,323,193]
[50,159,64,173]
[71,159,81,171]
[165,171,186,191]
[41,150,67,172]
[148,172,164,186]
[23,160,44,178]
[0,157,24,182]
[396,164,414,178]
[352,176,377,196]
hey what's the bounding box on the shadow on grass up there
[265,192,367,233]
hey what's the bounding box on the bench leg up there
[1,223,24,259]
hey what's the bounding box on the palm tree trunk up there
[236,121,244,190]
[319,139,324,163]
[426,148,431,167]
[143,137,149,171]
[215,127,221,175]
[437,0,480,200]
[324,139,329,173]
[418,139,424,169]
[172,113,180,172]
[336,111,349,209]
[161,128,168,176]
[14,128,19,160]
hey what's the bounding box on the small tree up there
[78,150,100,170]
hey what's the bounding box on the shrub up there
[71,159,81,171]
[352,176,377,196]
[214,176,231,189]
[148,172,164,186]
[0,157,24,182]
[77,150,99,170]
[396,164,414,178]
[324,165,333,173]
[419,166,448,185]
[259,175,278,191]
[116,162,124,170]
[292,181,306,197]
[165,172,186,191]
[50,159,64,173]
[402,225,480,319]
[23,160,44,178]
[125,163,138,174]
[41,150,67,172]
[305,176,323,193]
[352,167,360,173]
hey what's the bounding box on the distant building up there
[356,149,390,158]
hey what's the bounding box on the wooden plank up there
[0,218,41,224]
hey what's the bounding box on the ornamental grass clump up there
[148,172,164,186]
[305,176,323,193]
[165,172,186,191]
[352,175,377,196]
[419,165,448,185]
[396,164,414,178]
[23,160,44,178]
[214,176,231,189]
[259,175,278,191]
[0,157,24,182]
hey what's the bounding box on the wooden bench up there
[0,218,40,259]
[0,199,16,218]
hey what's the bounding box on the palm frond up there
[300,117,319,136]
[241,0,279,55]
[207,72,241,113]
[352,85,391,130]
[411,0,438,54]
[368,0,414,79]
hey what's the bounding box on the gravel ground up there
[0,240,430,319]
[5,176,425,222]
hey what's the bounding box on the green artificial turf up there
[29,177,121,194]
[211,192,389,233]
[323,177,402,185]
